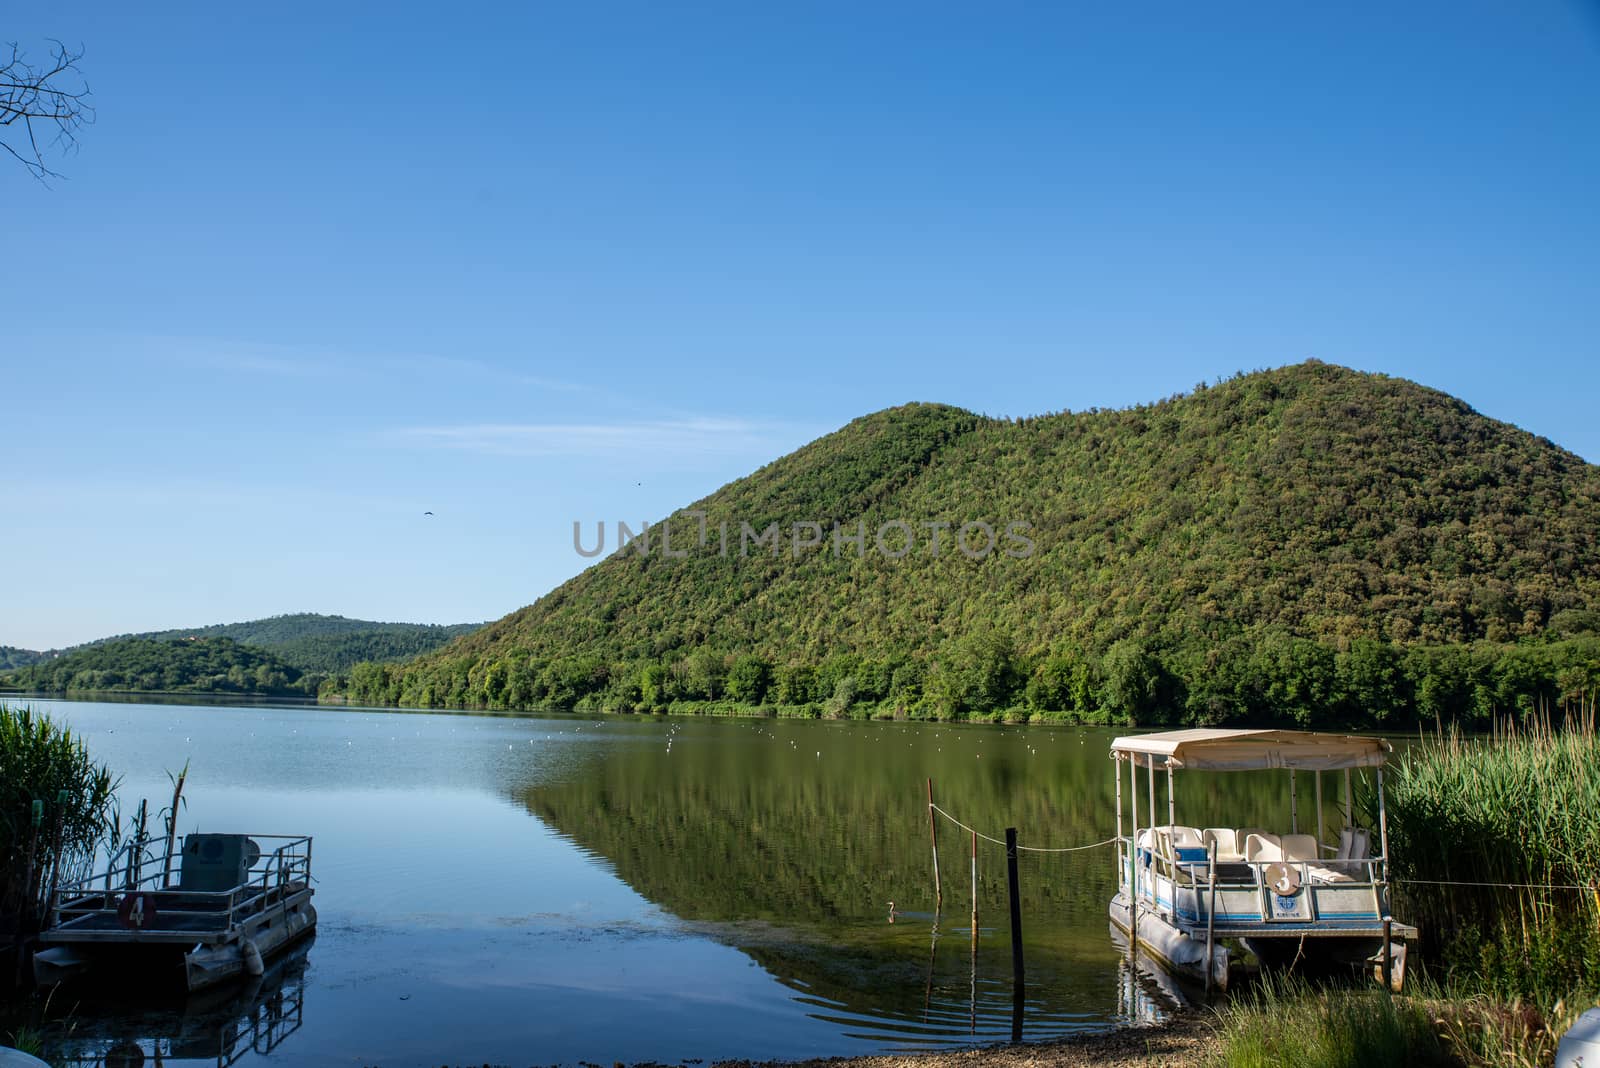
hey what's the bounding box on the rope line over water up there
[929,803,1117,854]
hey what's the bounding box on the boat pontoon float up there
[33,832,316,993]
[1108,728,1416,993]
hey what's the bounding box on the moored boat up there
[1107,728,1416,992]
[32,831,316,993]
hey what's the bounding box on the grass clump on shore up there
[1207,978,1450,1068]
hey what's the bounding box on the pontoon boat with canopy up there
[1108,728,1416,992]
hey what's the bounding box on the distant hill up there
[0,614,483,696]
[0,646,48,672]
[88,613,483,674]
[340,362,1600,728]
[2,638,317,697]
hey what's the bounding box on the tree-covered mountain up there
[85,613,483,674]
[2,638,318,697]
[0,647,48,672]
[336,362,1600,727]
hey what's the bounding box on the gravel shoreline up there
[699,1017,1216,1068]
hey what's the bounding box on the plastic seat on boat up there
[1202,827,1241,862]
[1328,827,1372,876]
[1236,827,1274,854]
[1280,834,1319,863]
[1243,833,1283,863]
[1157,825,1204,849]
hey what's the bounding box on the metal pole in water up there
[970,829,979,947]
[1005,827,1024,1043]
[927,778,942,912]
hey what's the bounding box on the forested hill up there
[3,638,317,697]
[341,361,1600,727]
[0,647,48,672]
[88,613,483,674]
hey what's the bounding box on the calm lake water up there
[11,699,1325,1067]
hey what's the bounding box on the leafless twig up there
[1,39,93,183]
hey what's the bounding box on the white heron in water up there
[888,901,898,923]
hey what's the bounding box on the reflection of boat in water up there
[1108,922,1195,1024]
[1107,729,1417,993]
[38,936,311,1067]
[34,833,316,993]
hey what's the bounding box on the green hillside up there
[0,647,48,672]
[340,362,1600,727]
[91,613,482,674]
[2,638,318,697]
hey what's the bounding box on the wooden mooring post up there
[927,778,942,911]
[1006,827,1025,1042]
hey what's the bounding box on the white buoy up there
[240,938,264,977]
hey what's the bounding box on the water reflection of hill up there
[520,719,1297,1041]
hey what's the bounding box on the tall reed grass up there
[1384,712,1600,1005]
[0,703,119,955]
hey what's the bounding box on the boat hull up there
[184,902,316,992]
[1109,892,1230,992]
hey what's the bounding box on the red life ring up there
[117,892,157,929]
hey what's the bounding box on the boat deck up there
[44,882,313,945]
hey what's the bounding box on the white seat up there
[1244,833,1283,864]
[1156,825,1204,850]
[1329,827,1372,876]
[1280,834,1319,863]
[1308,864,1355,884]
[1237,827,1273,853]
[1202,827,1241,862]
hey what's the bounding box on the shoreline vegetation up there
[324,633,1600,734]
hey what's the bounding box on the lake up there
[9,699,1324,1066]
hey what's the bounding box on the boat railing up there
[46,834,314,935]
[1116,832,1387,926]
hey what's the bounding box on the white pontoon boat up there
[1108,729,1416,993]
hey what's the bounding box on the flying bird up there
[423,511,434,516]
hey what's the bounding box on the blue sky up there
[3,2,1598,649]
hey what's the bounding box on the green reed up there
[0,702,119,955]
[1385,713,1600,1004]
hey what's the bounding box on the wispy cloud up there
[133,333,591,392]
[386,417,804,458]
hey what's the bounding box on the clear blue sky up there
[3,2,1597,649]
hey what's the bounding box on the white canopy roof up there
[1109,728,1391,771]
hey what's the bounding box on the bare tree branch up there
[1,39,93,183]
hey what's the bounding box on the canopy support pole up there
[1290,769,1298,834]
[1315,770,1324,850]
[1128,755,1140,954]
[1343,769,1353,828]
[1377,765,1393,989]
[1166,760,1175,833]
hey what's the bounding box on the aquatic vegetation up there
[0,702,119,957]
[1386,716,1600,1006]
